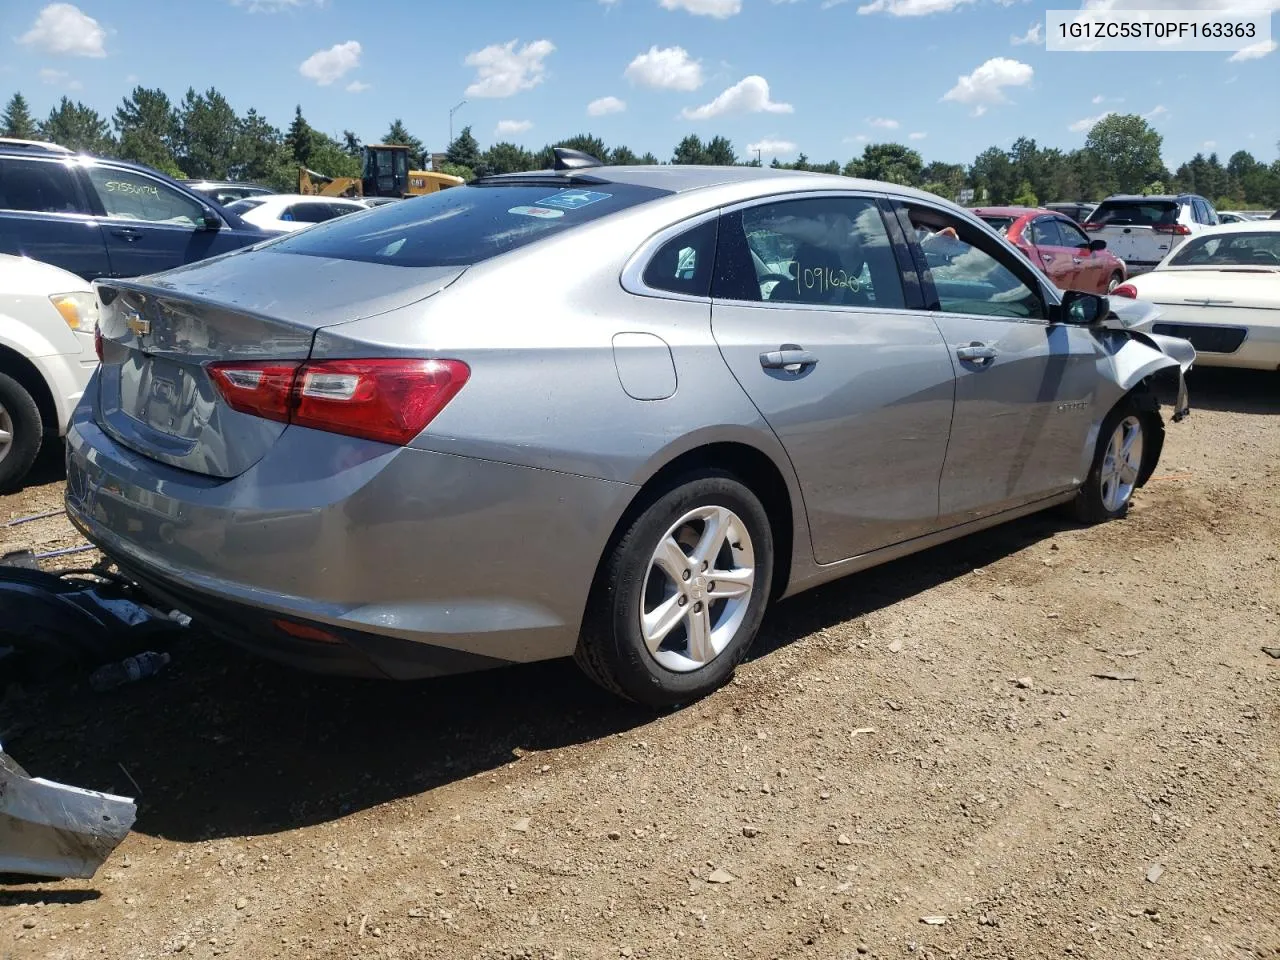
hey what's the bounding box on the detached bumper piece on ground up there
[0,745,136,879]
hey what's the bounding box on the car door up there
[1028,216,1076,289]
[78,164,227,277]
[0,156,110,280]
[897,201,1101,524]
[1056,217,1104,292]
[709,193,955,564]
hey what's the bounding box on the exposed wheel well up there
[1121,381,1166,488]
[0,344,57,436]
[603,443,796,602]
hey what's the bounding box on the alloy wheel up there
[1099,415,1143,512]
[639,505,756,673]
[0,402,13,467]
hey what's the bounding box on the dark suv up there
[0,142,265,280]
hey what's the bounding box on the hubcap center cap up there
[689,575,707,600]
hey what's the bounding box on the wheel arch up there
[0,343,57,438]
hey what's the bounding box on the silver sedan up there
[65,160,1191,706]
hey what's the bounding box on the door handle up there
[1040,254,1053,261]
[111,228,142,242]
[760,347,818,372]
[956,343,998,362]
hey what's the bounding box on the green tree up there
[308,134,360,180]
[437,161,474,181]
[673,134,707,165]
[922,161,967,200]
[609,145,639,165]
[2,93,37,140]
[703,135,736,166]
[971,146,1016,204]
[342,130,362,156]
[479,141,534,176]
[40,97,114,155]
[846,143,922,185]
[1084,114,1165,194]
[177,87,240,179]
[234,109,291,189]
[384,119,424,165]
[445,125,480,170]
[812,160,841,174]
[638,151,659,165]
[1012,180,1039,206]
[114,86,181,177]
[285,105,317,166]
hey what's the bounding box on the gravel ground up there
[1,369,1277,960]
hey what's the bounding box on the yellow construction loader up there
[298,144,463,199]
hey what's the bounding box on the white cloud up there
[867,117,900,129]
[1082,0,1280,11]
[857,0,976,16]
[19,4,106,57]
[346,80,371,93]
[587,95,627,116]
[599,0,620,4]
[1092,93,1105,103]
[1228,39,1277,61]
[1145,104,1169,120]
[39,67,82,90]
[464,39,555,97]
[299,41,362,86]
[909,131,927,140]
[230,0,324,10]
[625,46,704,90]
[495,119,533,135]
[659,0,742,17]
[681,75,793,120]
[1202,140,1216,149]
[1069,110,1114,132]
[942,57,1033,110]
[747,138,798,156]
[1011,22,1041,45]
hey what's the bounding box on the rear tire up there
[575,471,774,708]
[1072,397,1153,524]
[1107,272,1124,293]
[0,372,43,493]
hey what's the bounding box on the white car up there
[1084,193,1219,276]
[223,194,366,234]
[1110,221,1280,371]
[0,254,99,488]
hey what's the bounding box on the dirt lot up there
[2,370,1277,960]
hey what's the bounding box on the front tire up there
[1107,272,1124,293]
[1073,399,1151,524]
[575,472,774,707]
[0,372,43,493]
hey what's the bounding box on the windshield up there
[273,181,670,267]
[1167,231,1280,267]
[1088,200,1178,227]
[979,216,1016,235]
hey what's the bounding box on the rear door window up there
[1089,200,1179,227]
[272,180,670,267]
[85,166,203,226]
[0,157,87,214]
[1030,218,1064,247]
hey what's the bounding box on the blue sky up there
[3,0,1277,167]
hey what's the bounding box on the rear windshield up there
[1167,231,1280,267]
[272,181,670,267]
[979,216,1016,235]
[1088,200,1178,227]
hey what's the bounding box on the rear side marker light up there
[1111,283,1138,299]
[272,619,342,644]
[207,358,469,446]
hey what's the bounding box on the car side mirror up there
[199,206,222,232]
[1089,238,1106,251]
[1057,289,1108,326]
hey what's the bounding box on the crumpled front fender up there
[1097,327,1195,422]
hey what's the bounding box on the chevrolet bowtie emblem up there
[125,309,150,337]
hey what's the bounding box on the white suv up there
[1083,194,1218,276]
[0,254,99,489]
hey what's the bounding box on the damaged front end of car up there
[0,745,136,879]
[1099,297,1195,423]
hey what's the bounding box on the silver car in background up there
[65,162,1191,706]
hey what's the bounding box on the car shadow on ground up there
[0,506,1065,846]
[1180,368,1279,415]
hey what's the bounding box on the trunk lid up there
[94,248,464,478]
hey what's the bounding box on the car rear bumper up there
[64,396,634,679]
[1151,321,1280,371]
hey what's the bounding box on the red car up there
[972,206,1128,294]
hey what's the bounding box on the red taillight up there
[207,358,469,446]
[94,324,103,362]
[207,361,301,423]
[1153,223,1191,235]
[1110,283,1138,299]
[1083,222,1104,231]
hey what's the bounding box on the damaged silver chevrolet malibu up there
[64,156,1193,707]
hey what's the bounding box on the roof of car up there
[1196,219,1280,235]
[971,206,1045,217]
[1101,194,1197,202]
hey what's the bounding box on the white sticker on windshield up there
[509,205,565,219]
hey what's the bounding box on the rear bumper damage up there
[0,746,135,879]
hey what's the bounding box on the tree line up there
[3,87,1278,210]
